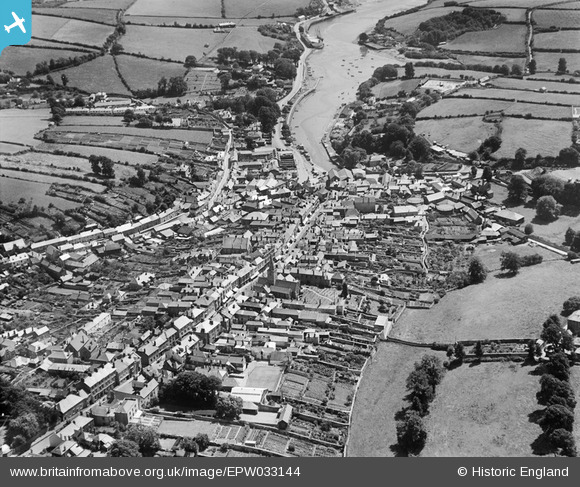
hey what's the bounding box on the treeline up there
[132,75,188,99]
[414,60,522,75]
[33,52,99,76]
[216,45,301,67]
[416,7,506,46]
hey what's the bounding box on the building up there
[568,310,580,335]
[81,363,117,401]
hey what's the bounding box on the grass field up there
[47,55,131,95]
[371,79,422,98]
[489,77,580,94]
[393,258,576,342]
[533,52,580,73]
[0,108,51,147]
[0,46,92,75]
[32,7,119,24]
[382,7,459,35]
[33,15,114,46]
[0,174,77,209]
[533,8,580,28]
[215,27,278,54]
[450,87,580,106]
[63,0,135,9]
[414,67,493,79]
[422,362,542,457]
[36,143,159,165]
[185,68,222,93]
[534,31,580,51]
[224,0,310,18]
[570,366,580,448]
[417,98,572,119]
[442,24,527,53]
[115,55,187,92]
[495,8,528,22]
[60,116,125,127]
[463,0,562,7]
[1,168,105,192]
[27,37,98,50]
[454,54,525,70]
[415,117,496,152]
[157,419,217,437]
[126,0,222,18]
[122,25,220,62]
[348,344,446,456]
[494,118,572,158]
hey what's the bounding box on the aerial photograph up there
[0,0,579,460]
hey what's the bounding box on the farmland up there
[0,108,52,148]
[495,8,528,22]
[441,24,527,54]
[59,116,125,127]
[32,7,119,24]
[185,69,222,94]
[421,362,542,457]
[62,0,135,9]
[534,31,580,51]
[35,143,159,165]
[494,118,572,158]
[381,7,459,36]
[415,117,496,153]
[223,0,311,18]
[212,27,278,55]
[32,15,114,47]
[488,77,580,94]
[0,174,77,209]
[0,46,92,75]
[533,52,580,73]
[533,8,580,28]
[45,55,131,95]
[449,87,580,106]
[393,258,577,343]
[371,79,422,99]
[115,55,187,92]
[454,54,525,70]
[125,0,222,18]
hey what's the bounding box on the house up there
[494,209,525,226]
[568,310,580,335]
[277,404,293,430]
[66,330,99,361]
[56,392,89,421]
[113,376,159,408]
[114,399,140,425]
[81,363,117,401]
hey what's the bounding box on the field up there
[348,344,446,457]
[382,7,459,35]
[442,24,527,54]
[534,31,580,51]
[533,8,580,28]
[570,367,580,448]
[214,27,278,54]
[495,8,528,22]
[414,67,493,79]
[223,0,310,18]
[1,168,105,193]
[45,55,131,95]
[122,25,220,62]
[415,117,496,152]
[0,143,24,154]
[421,362,542,457]
[494,118,572,158]
[157,419,218,438]
[0,108,51,148]
[185,69,222,94]
[450,87,580,106]
[60,116,125,127]
[0,174,77,209]
[32,7,119,24]
[36,143,159,165]
[454,54,525,70]
[417,98,572,119]
[393,258,577,342]
[489,77,580,94]
[32,15,114,47]
[0,46,91,75]
[244,362,284,390]
[27,37,97,50]
[371,79,422,98]
[115,55,187,92]
[125,0,222,18]
[461,0,563,7]
[63,0,135,9]
[533,52,580,73]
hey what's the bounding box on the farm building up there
[493,209,525,226]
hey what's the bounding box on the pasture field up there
[223,0,310,18]
[494,118,572,158]
[0,143,25,154]
[60,116,125,127]
[381,7,459,35]
[571,367,580,448]
[489,77,580,94]
[394,257,575,342]
[32,7,119,24]
[442,24,527,53]
[115,55,187,92]
[36,143,159,165]
[0,174,77,209]
[348,344,445,457]
[534,31,580,51]
[371,79,422,98]
[0,46,91,75]
[461,0,564,7]
[415,117,496,152]
[214,27,278,54]
[495,8,528,22]
[33,15,114,46]
[450,87,580,106]
[422,362,542,457]
[125,16,295,26]
[27,38,97,50]
[0,108,51,148]
[417,98,572,119]
[454,54,525,70]
[533,8,580,28]
[1,168,105,192]
[47,55,131,95]
[551,1,580,8]
[414,67,495,79]
[62,0,135,9]
[533,51,580,73]
[122,25,219,62]
[125,0,222,18]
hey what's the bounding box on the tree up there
[215,395,243,420]
[7,413,39,445]
[541,322,573,352]
[408,136,430,160]
[414,355,446,388]
[404,62,415,78]
[511,64,522,76]
[531,175,564,200]
[160,371,222,407]
[513,147,527,170]
[100,158,115,179]
[507,175,528,202]
[184,55,198,68]
[528,59,537,75]
[482,166,493,182]
[536,195,560,221]
[549,429,577,457]
[396,410,427,455]
[565,228,577,246]
[195,433,210,452]
[468,257,487,284]
[358,32,368,44]
[136,116,153,128]
[90,156,101,175]
[454,342,465,363]
[474,341,484,360]
[558,147,579,167]
[110,439,142,457]
[537,374,576,410]
[470,166,477,179]
[111,42,124,55]
[123,109,135,125]
[524,223,534,235]
[61,74,69,87]
[500,251,521,275]
[125,424,160,456]
[258,105,278,134]
[406,369,434,412]
[274,58,296,79]
[563,296,580,316]
[557,57,567,74]
[546,352,571,382]
[540,404,574,432]
[373,64,398,81]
